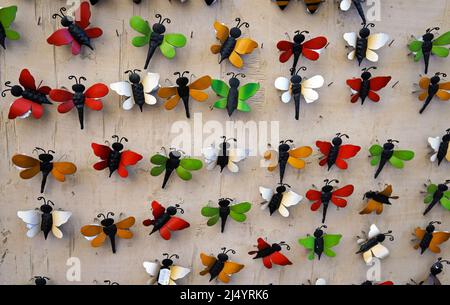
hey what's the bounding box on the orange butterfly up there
[414,221,450,255]
[416,72,450,114]
[80,212,135,254]
[158,71,211,119]
[359,185,399,215]
[200,248,244,284]
[12,148,77,193]
[263,140,312,183]
[211,18,258,69]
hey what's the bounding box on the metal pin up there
[190,31,194,39]
[116,30,119,37]
[391,81,399,88]
[388,40,395,47]
[37,17,41,26]
[325,42,330,49]
[328,82,334,87]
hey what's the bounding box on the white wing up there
[363,250,374,264]
[202,147,219,170]
[281,91,292,103]
[367,33,389,50]
[357,238,367,245]
[343,32,357,48]
[302,75,324,89]
[301,88,319,103]
[275,77,290,91]
[259,186,274,202]
[315,278,327,285]
[122,97,135,110]
[110,81,132,97]
[340,0,352,11]
[428,137,441,152]
[365,49,379,62]
[143,73,160,105]
[280,191,303,207]
[170,266,191,281]
[17,210,41,238]
[348,50,356,60]
[229,148,248,163]
[143,261,161,277]
[371,244,390,260]
[51,211,72,239]
[368,224,381,239]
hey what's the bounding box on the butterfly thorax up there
[433,184,447,201]
[292,41,303,57]
[219,205,230,218]
[67,23,91,47]
[381,146,394,161]
[73,90,86,109]
[419,231,434,253]
[167,154,181,171]
[220,36,237,60]
[39,159,53,175]
[0,22,5,46]
[356,33,368,64]
[217,143,230,171]
[41,210,53,240]
[153,212,171,231]
[255,245,278,259]
[268,192,283,215]
[428,81,440,97]
[314,236,324,258]
[21,88,51,105]
[320,186,333,205]
[176,83,190,100]
[437,135,450,164]
[102,223,117,238]
[108,146,122,176]
[358,236,382,253]
[369,192,391,205]
[291,81,302,95]
[226,83,239,117]
[328,143,341,167]
[209,258,226,281]
[131,82,145,107]
[422,36,433,53]
[150,31,164,46]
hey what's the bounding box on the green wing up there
[298,236,315,260]
[211,79,230,98]
[5,29,20,40]
[201,206,220,217]
[388,156,404,169]
[427,183,438,194]
[0,6,17,29]
[237,100,251,112]
[151,166,165,177]
[369,144,383,166]
[207,214,220,226]
[440,196,450,211]
[323,234,342,257]
[151,154,168,165]
[214,98,228,109]
[130,16,151,47]
[389,150,414,169]
[160,34,187,59]
[180,158,203,171]
[408,40,423,52]
[176,166,192,181]
[431,46,449,58]
[433,31,450,46]
[238,83,260,101]
[229,202,251,222]
[414,49,424,61]
[445,190,450,199]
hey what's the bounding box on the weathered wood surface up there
[0,0,449,285]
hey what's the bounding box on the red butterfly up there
[248,238,292,269]
[2,69,52,120]
[346,67,391,104]
[306,179,354,223]
[50,75,108,130]
[143,201,190,240]
[316,133,361,171]
[277,30,327,75]
[91,135,143,178]
[47,1,103,55]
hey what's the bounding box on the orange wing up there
[413,228,426,250]
[288,146,312,170]
[218,261,245,283]
[116,217,135,230]
[235,38,259,55]
[359,199,383,215]
[263,149,278,172]
[80,225,103,237]
[419,77,430,89]
[429,232,450,253]
[158,87,178,99]
[379,185,393,197]
[51,162,77,182]
[436,89,450,101]
[439,82,450,90]
[213,21,229,44]
[164,95,181,110]
[199,253,217,275]
[189,76,212,102]
[91,232,107,247]
[12,155,41,179]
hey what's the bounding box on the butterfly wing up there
[213,21,229,45]
[143,261,161,282]
[200,253,217,275]
[229,202,252,222]
[50,211,72,239]
[279,190,303,217]
[75,1,91,30]
[160,34,187,59]
[130,16,151,47]
[150,154,169,177]
[159,217,190,240]
[117,150,143,178]
[218,261,244,283]
[369,144,383,166]
[335,145,361,169]
[306,189,323,211]
[259,186,274,205]
[277,40,294,63]
[298,236,315,260]
[51,162,77,182]
[237,82,260,112]
[170,266,191,282]
[331,185,354,207]
[302,36,327,60]
[288,146,313,170]
[17,210,41,238]
[343,32,357,48]
[270,251,292,267]
[359,199,384,215]
[12,155,41,179]
[0,6,18,30]
[47,29,74,47]
[301,75,324,103]
[201,206,220,226]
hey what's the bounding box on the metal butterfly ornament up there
[143,201,190,240]
[413,221,450,255]
[316,133,361,170]
[356,224,394,265]
[202,137,248,173]
[428,128,450,166]
[298,225,342,260]
[259,183,303,217]
[248,238,293,269]
[17,197,72,240]
[201,198,251,233]
[346,67,391,105]
[414,72,449,114]
[110,70,160,112]
[143,253,190,285]
[200,248,244,284]
[274,67,324,120]
[359,185,398,215]
[409,258,450,285]
[0,5,20,50]
[369,140,415,179]
[339,0,367,24]
[422,180,450,216]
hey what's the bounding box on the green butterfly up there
[369,140,415,179]
[423,181,450,216]
[201,198,251,233]
[150,148,202,189]
[211,72,260,117]
[408,27,450,74]
[130,14,187,69]
[0,6,20,49]
[298,226,342,260]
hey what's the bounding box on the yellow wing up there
[214,21,230,44]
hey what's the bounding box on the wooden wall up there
[0,0,449,285]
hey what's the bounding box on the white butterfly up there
[259,184,303,217]
[17,197,71,239]
[428,130,450,165]
[143,257,190,285]
[357,224,393,265]
[203,137,248,173]
[274,69,324,120]
[110,70,160,111]
[344,24,389,65]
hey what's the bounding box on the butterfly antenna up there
[47,150,55,155]
[388,139,399,144]
[175,204,185,214]
[169,254,179,259]
[52,7,67,19]
[235,18,250,29]
[155,14,163,23]
[445,180,450,185]
[437,258,450,265]
[68,75,80,84]
[363,23,375,29]
[97,213,106,220]
[435,72,447,78]
[226,72,236,78]
[426,27,440,33]
[362,66,377,72]
[325,179,339,185]
[279,241,291,251]
[1,81,13,97]
[162,253,170,259]
[235,73,246,79]
[33,147,47,155]
[224,248,236,255]
[120,137,128,143]
[279,182,291,188]
[37,197,47,205]
[318,225,328,230]
[112,135,120,143]
[133,69,141,74]
[181,71,190,78]
[337,133,350,139]
[78,76,87,84]
[383,230,395,241]
[106,212,115,218]
[173,72,182,78]
[161,18,171,25]
[300,30,309,35]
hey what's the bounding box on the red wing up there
[351,93,360,103]
[279,50,294,63]
[277,41,294,63]
[257,238,271,251]
[368,91,380,102]
[85,27,103,39]
[333,185,354,197]
[19,69,37,90]
[347,78,362,91]
[302,48,320,61]
[71,40,81,55]
[316,141,332,156]
[302,36,327,50]
[30,104,44,119]
[378,281,394,285]
[85,98,103,111]
[47,29,74,46]
[151,201,166,219]
[50,89,74,102]
[311,200,322,211]
[57,101,75,113]
[38,86,51,95]
[336,144,361,168]
[117,151,142,178]
[93,160,108,171]
[75,1,91,30]
[91,143,112,160]
[306,189,322,201]
[369,76,391,91]
[319,158,328,166]
[262,256,272,269]
[159,217,190,240]
[270,251,292,266]
[142,219,154,227]
[85,83,109,99]
[331,196,348,208]
[8,98,32,119]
